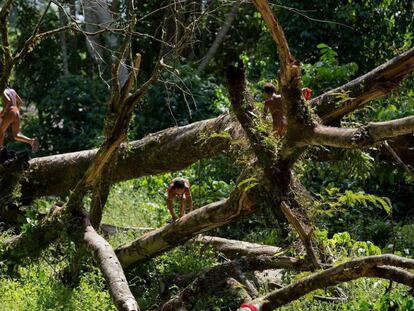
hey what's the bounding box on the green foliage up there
[377,291,414,311]
[2,1,414,310]
[297,149,375,194]
[30,75,107,154]
[312,187,393,245]
[0,262,114,311]
[302,44,358,95]
[324,188,392,216]
[315,229,382,258]
[131,64,224,139]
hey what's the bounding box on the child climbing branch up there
[166,177,193,222]
[0,88,39,152]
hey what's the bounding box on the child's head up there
[172,179,186,195]
[263,83,277,100]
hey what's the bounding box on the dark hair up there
[263,83,277,95]
[173,179,186,189]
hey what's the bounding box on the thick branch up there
[248,254,414,311]
[115,189,256,268]
[82,214,139,311]
[251,0,296,84]
[21,114,241,201]
[227,63,319,267]
[191,235,281,259]
[315,47,414,124]
[383,141,414,178]
[305,116,414,149]
[0,0,14,21]
[115,158,294,269]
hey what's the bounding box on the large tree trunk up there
[315,46,414,124]
[115,194,251,268]
[21,114,242,201]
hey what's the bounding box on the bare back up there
[265,94,284,121]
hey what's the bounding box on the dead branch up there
[251,0,296,85]
[245,254,414,311]
[316,47,414,124]
[383,141,414,179]
[13,0,53,61]
[280,202,319,268]
[100,224,154,236]
[115,195,250,268]
[0,0,14,21]
[82,213,139,311]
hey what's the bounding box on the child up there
[0,88,39,152]
[166,177,193,222]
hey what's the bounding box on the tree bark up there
[303,116,414,149]
[115,192,255,268]
[81,213,139,311]
[16,42,414,202]
[226,62,320,268]
[20,114,242,201]
[191,235,281,259]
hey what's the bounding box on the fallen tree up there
[13,44,414,203]
[115,194,253,268]
[20,114,242,201]
[2,0,414,310]
[315,46,414,124]
[0,2,210,310]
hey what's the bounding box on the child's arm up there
[186,188,193,212]
[166,193,177,220]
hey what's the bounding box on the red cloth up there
[302,87,312,101]
[240,304,258,311]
